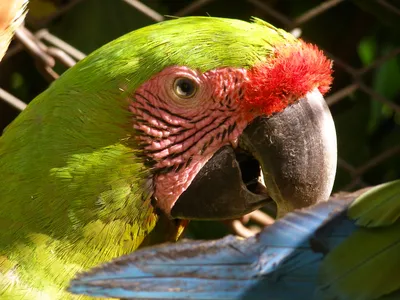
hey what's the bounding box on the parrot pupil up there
[174,78,196,98]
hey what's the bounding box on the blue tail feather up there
[69,198,358,299]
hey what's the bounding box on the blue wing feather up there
[69,198,360,299]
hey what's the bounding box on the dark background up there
[1,0,399,238]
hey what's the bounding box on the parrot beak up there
[171,88,337,219]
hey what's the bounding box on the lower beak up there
[171,88,337,219]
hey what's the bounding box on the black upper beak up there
[171,88,337,219]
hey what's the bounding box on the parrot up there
[0,16,337,299]
[0,0,28,61]
[69,179,400,300]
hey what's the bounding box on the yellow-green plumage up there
[0,17,295,299]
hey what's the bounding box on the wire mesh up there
[1,0,399,192]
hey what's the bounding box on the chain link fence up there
[1,0,399,193]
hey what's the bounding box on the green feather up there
[0,16,294,298]
[318,180,400,300]
[348,179,400,227]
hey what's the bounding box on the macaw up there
[70,179,400,300]
[0,16,337,299]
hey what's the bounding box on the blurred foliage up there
[0,0,399,239]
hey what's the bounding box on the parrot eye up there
[173,77,198,98]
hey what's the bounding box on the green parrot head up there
[64,16,336,219]
[0,15,336,298]
[2,17,337,232]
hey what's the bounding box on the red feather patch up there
[243,40,333,119]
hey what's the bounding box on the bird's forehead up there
[242,40,333,118]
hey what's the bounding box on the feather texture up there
[70,180,400,300]
[0,17,299,298]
